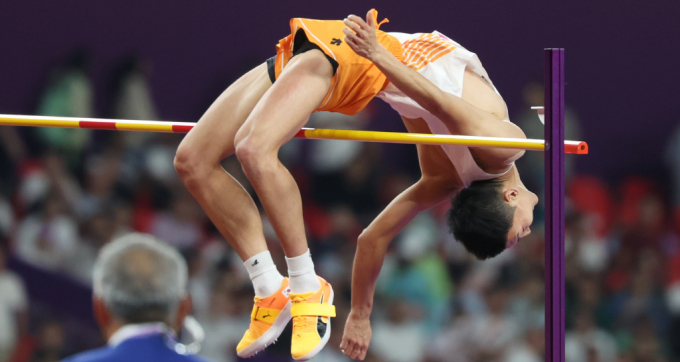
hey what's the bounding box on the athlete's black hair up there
[448,178,515,260]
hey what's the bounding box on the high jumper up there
[167,8,543,361]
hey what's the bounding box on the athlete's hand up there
[343,11,383,62]
[340,309,372,360]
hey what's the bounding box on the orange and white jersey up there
[376,31,510,187]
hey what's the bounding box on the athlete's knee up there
[234,137,277,176]
[174,144,211,185]
[234,137,265,168]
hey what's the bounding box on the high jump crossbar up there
[545,48,565,362]
[0,114,588,154]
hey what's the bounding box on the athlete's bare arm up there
[343,12,526,170]
[340,117,459,361]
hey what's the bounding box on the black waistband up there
[266,29,339,84]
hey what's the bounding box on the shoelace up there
[291,296,315,333]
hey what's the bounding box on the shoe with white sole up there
[236,278,291,358]
[289,277,336,361]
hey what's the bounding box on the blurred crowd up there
[1,48,680,362]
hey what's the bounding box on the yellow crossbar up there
[0,114,588,154]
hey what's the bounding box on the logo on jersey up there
[331,38,342,46]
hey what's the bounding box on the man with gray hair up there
[62,233,210,362]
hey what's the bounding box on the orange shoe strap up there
[291,303,336,317]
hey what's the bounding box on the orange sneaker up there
[236,278,292,358]
[289,277,336,361]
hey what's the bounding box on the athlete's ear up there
[503,188,519,203]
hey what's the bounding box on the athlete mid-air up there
[174,9,537,361]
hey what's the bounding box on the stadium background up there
[1,1,679,361]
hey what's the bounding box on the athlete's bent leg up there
[174,63,283,293]
[175,63,293,358]
[234,48,337,362]
[234,50,332,262]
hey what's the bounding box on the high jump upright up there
[544,48,566,362]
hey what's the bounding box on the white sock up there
[244,251,284,297]
[285,249,321,294]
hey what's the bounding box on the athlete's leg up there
[174,63,271,261]
[176,63,297,359]
[234,49,332,261]
[235,47,336,362]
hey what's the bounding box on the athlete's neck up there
[496,164,523,187]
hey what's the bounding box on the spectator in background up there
[110,201,134,239]
[565,308,617,362]
[507,269,544,334]
[66,208,117,285]
[379,212,453,332]
[14,194,78,271]
[183,241,242,317]
[195,269,250,362]
[107,55,160,158]
[566,275,606,329]
[104,54,171,195]
[108,55,158,123]
[17,161,53,213]
[0,246,28,362]
[29,319,66,362]
[430,286,519,362]
[305,110,370,173]
[301,107,383,218]
[370,300,426,362]
[565,212,609,275]
[150,190,204,250]
[617,181,669,255]
[503,326,543,362]
[74,153,123,220]
[604,269,669,337]
[628,318,666,362]
[62,233,210,362]
[143,134,185,187]
[35,48,94,164]
[42,153,83,216]
[0,126,27,192]
[310,142,383,218]
[0,196,15,245]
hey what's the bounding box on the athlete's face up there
[505,186,539,248]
